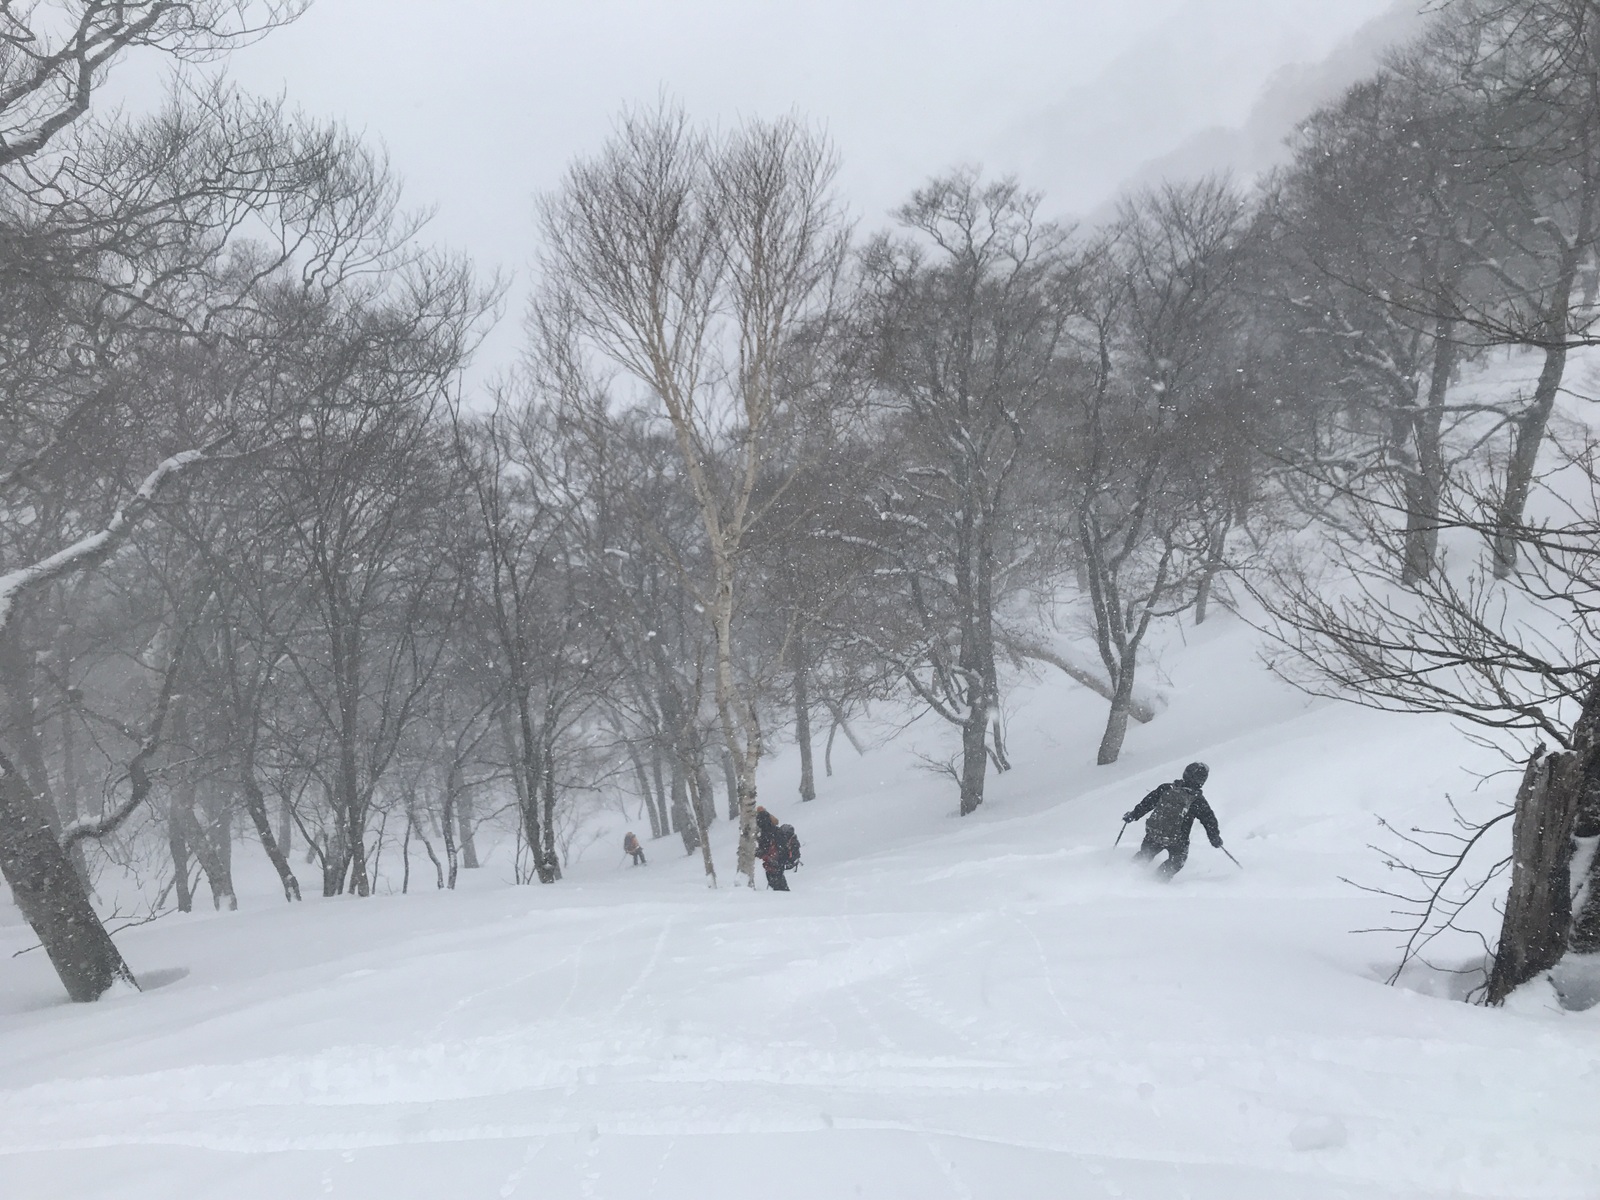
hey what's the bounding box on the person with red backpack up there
[623,831,646,866]
[754,806,801,890]
[1122,762,1223,880]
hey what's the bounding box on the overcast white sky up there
[163,0,1406,373]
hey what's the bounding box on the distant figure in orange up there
[623,831,646,866]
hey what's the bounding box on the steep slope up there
[1,615,1594,1200]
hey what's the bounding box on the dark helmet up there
[1182,762,1210,787]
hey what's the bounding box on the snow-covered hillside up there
[2,614,1595,1200]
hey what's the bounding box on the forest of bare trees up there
[5,0,1600,1007]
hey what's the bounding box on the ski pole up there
[1220,846,1242,869]
[1114,820,1129,847]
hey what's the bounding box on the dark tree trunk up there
[500,700,554,883]
[176,804,235,911]
[320,798,348,897]
[441,771,460,890]
[1096,648,1139,766]
[456,780,479,869]
[955,501,997,816]
[631,749,663,838]
[1486,749,1581,1003]
[0,629,89,884]
[670,761,697,854]
[1566,689,1600,953]
[410,803,444,889]
[239,760,301,902]
[685,763,718,882]
[168,796,193,913]
[823,698,865,783]
[693,758,717,829]
[193,815,236,911]
[1401,321,1456,587]
[55,697,91,884]
[277,793,293,859]
[1194,515,1232,626]
[331,617,371,898]
[540,740,562,881]
[1492,238,1584,578]
[794,628,816,803]
[0,748,137,1001]
[401,815,412,894]
[958,704,990,816]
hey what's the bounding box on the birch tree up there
[538,104,848,882]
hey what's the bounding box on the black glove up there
[1122,812,1136,823]
[1210,835,1224,849]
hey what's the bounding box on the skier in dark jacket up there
[1123,762,1223,879]
[754,806,791,891]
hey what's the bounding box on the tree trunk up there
[686,764,718,884]
[1097,649,1139,766]
[824,699,866,755]
[320,795,347,897]
[693,758,716,829]
[1194,517,1231,626]
[631,749,663,838]
[794,628,816,803]
[669,760,697,854]
[1492,341,1567,578]
[0,629,87,882]
[168,795,193,913]
[55,696,91,885]
[191,782,237,912]
[277,792,293,858]
[401,815,412,894]
[0,748,137,1001]
[721,749,739,820]
[440,770,460,891]
[456,781,479,869]
[1401,321,1456,587]
[178,803,235,912]
[1566,698,1600,953]
[332,618,371,897]
[239,760,301,902]
[955,501,997,815]
[710,559,762,883]
[1492,242,1582,577]
[958,702,989,816]
[1486,748,1582,1003]
[540,738,562,882]
[500,699,554,883]
[411,803,444,889]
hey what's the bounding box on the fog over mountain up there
[1108,1,1434,207]
[1001,0,1429,219]
[194,0,1411,294]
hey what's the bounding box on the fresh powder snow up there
[2,616,1594,1200]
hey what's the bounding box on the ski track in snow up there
[2,618,1599,1198]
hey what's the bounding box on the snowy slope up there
[1,614,1597,1200]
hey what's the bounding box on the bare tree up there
[851,171,1081,812]
[539,103,848,881]
[0,78,416,998]
[1064,179,1255,764]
